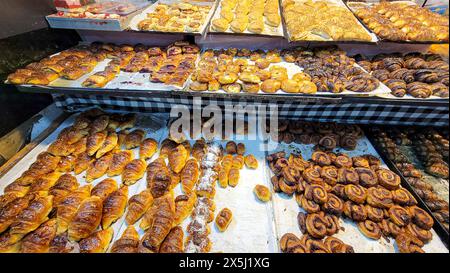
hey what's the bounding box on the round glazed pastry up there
[261,79,281,93]
[281,79,300,93]
[292,72,311,82]
[298,80,318,94]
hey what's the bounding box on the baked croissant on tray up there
[20,218,57,253]
[110,225,139,253]
[68,196,103,241]
[79,228,114,253]
[101,186,128,229]
[125,189,153,225]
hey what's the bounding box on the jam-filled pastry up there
[125,129,146,149]
[0,194,35,234]
[68,196,103,241]
[254,184,271,202]
[140,138,158,160]
[56,185,91,234]
[86,131,107,156]
[49,174,79,207]
[125,189,153,225]
[139,194,175,253]
[9,192,53,240]
[169,145,188,174]
[122,159,147,186]
[96,132,118,158]
[215,208,233,232]
[91,178,118,202]
[174,194,196,226]
[86,153,114,183]
[159,226,184,253]
[107,150,134,177]
[19,218,57,253]
[110,225,139,253]
[180,159,200,194]
[79,228,113,253]
[102,186,128,229]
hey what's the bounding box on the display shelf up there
[365,130,449,248]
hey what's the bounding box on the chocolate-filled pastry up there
[384,78,407,97]
[337,167,359,185]
[343,201,367,222]
[389,205,411,227]
[86,131,107,157]
[376,169,400,190]
[395,232,424,253]
[430,83,449,98]
[382,58,404,72]
[390,68,415,83]
[406,82,432,98]
[321,166,338,186]
[160,139,178,159]
[91,178,117,202]
[358,220,382,240]
[322,193,344,216]
[96,131,118,158]
[86,153,113,183]
[413,69,439,83]
[125,189,153,225]
[340,135,357,151]
[392,188,417,206]
[344,184,367,204]
[311,151,331,166]
[372,69,390,82]
[168,145,188,174]
[107,150,133,177]
[49,174,79,207]
[159,226,184,253]
[409,206,434,230]
[111,226,139,253]
[138,138,157,160]
[79,228,113,253]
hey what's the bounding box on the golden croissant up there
[168,145,188,174]
[10,192,53,239]
[79,228,114,253]
[180,159,200,194]
[86,153,113,183]
[20,218,57,253]
[125,129,146,149]
[147,158,172,198]
[122,159,147,185]
[102,186,128,229]
[96,131,118,158]
[140,138,158,160]
[56,185,91,234]
[139,194,175,253]
[86,131,107,156]
[0,194,35,234]
[125,189,153,225]
[107,150,134,177]
[160,138,178,158]
[0,231,21,253]
[68,196,103,241]
[56,155,76,172]
[28,172,62,193]
[159,226,184,253]
[110,225,139,253]
[73,152,94,175]
[174,194,196,226]
[88,115,110,134]
[49,174,79,207]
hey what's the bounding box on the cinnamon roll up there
[321,166,338,185]
[409,206,434,230]
[352,156,370,168]
[358,220,382,240]
[304,184,328,205]
[303,166,323,184]
[331,184,346,200]
[343,201,368,222]
[376,169,401,190]
[367,187,394,209]
[337,168,359,185]
[322,193,344,216]
[379,218,404,238]
[306,213,328,239]
[344,184,367,204]
[389,205,411,227]
[355,168,378,188]
[406,223,432,243]
[311,151,331,166]
[392,188,417,206]
[333,154,353,168]
[366,205,385,222]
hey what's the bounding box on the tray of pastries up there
[209,0,283,37]
[354,52,449,99]
[266,121,447,253]
[6,41,200,91]
[281,0,377,42]
[129,0,217,35]
[187,46,391,96]
[347,1,449,43]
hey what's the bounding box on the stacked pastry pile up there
[274,120,363,151]
[356,53,449,98]
[211,0,281,34]
[371,128,449,232]
[189,48,317,94]
[295,47,380,93]
[353,1,449,42]
[267,149,436,253]
[0,108,147,253]
[282,0,372,41]
[137,2,211,32]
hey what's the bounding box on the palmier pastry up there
[365,205,385,222]
[279,233,306,253]
[324,237,354,253]
[296,194,320,213]
[303,166,323,184]
[305,213,328,239]
[333,153,353,168]
[304,184,328,205]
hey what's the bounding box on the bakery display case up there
[0,0,449,254]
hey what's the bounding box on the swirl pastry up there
[340,135,357,151]
[367,187,393,209]
[392,188,417,206]
[365,205,385,222]
[333,154,353,168]
[358,220,381,240]
[406,223,432,243]
[311,151,331,166]
[390,68,415,83]
[280,233,306,253]
[355,168,378,188]
[382,58,404,72]
[324,237,354,253]
[343,201,367,222]
[322,193,344,216]
[413,69,439,83]
[318,135,337,151]
[337,167,359,185]
[409,206,434,230]
[296,194,320,213]
[305,213,328,239]
[321,166,338,186]
[388,205,411,227]
[304,184,328,205]
[376,169,400,190]
[303,166,323,184]
[344,184,367,204]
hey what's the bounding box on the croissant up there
[125,189,153,225]
[91,178,118,201]
[110,225,139,253]
[122,159,147,186]
[0,193,35,234]
[160,138,178,158]
[174,194,196,226]
[192,139,206,161]
[96,132,118,158]
[3,180,29,197]
[139,195,175,253]
[147,158,172,198]
[68,196,103,241]
[49,232,79,253]
[56,185,91,235]
[107,150,134,177]
[180,159,200,194]
[49,174,79,207]
[88,115,109,134]
[20,218,57,253]
[79,228,114,253]
[159,226,184,253]
[140,138,158,160]
[117,130,129,149]
[86,131,107,156]
[74,152,94,175]
[86,153,113,183]
[125,129,146,149]
[168,145,188,174]
[0,231,21,253]
[102,186,128,229]
[28,172,62,193]
[56,155,76,172]
[10,192,53,239]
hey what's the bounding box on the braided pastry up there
[413,69,439,83]
[343,201,367,222]
[376,169,400,190]
[337,167,359,185]
[392,188,417,206]
[358,220,382,240]
[383,79,407,97]
[406,82,432,98]
[367,187,393,209]
[322,193,344,216]
[409,206,434,230]
[388,205,411,227]
[355,168,378,188]
[390,68,415,83]
[344,184,367,204]
[320,166,338,186]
